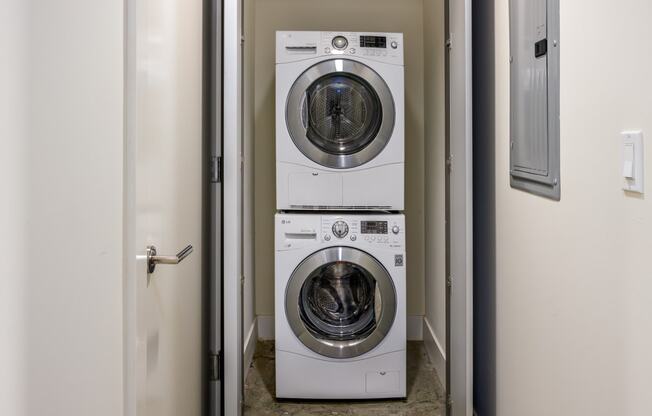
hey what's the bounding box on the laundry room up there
[236,0,449,413]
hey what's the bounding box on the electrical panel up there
[509,0,560,200]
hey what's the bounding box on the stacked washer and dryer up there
[274,31,406,399]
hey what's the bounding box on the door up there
[284,246,397,359]
[446,0,473,414]
[286,59,395,168]
[125,0,207,414]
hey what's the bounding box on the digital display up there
[360,36,387,48]
[361,221,388,234]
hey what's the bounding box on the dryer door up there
[286,59,395,169]
[285,246,397,359]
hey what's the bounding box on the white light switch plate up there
[622,130,644,193]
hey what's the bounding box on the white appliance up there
[275,213,406,399]
[276,31,405,210]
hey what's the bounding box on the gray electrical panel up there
[509,0,560,200]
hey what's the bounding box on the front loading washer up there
[276,31,404,210]
[275,213,406,399]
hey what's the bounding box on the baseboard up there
[243,318,258,379]
[257,315,275,340]
[423,317,446,387]
[407,315,423,340]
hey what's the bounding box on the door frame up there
[220,0,473,415]
[208,0,224,414]
[222,0,244,414]
[446,0,474,414]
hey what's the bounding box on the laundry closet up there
[234,0,453,412]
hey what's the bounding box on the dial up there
[392,225,400,234]
[332,36,348,50]
[332,221,349,238]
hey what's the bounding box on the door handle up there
[146,244,193,273]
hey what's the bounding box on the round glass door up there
[285,247,396,359]
[286,59,395,169]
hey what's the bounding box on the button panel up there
[318,32,402,62]
[321,216,403,247]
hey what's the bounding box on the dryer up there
[275,213,406,399]
[276,31,404,210]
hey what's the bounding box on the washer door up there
[285,246,397,359]
[286,59,395,169]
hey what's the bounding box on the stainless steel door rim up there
[286,59,396,169]
[285,246,397,359]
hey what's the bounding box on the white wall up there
[423,0,447,368]
[0,2,29,414]
[0,1,125,415]
[489,1,652,414]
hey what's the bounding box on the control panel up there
[276,213,404,250]
[320,32,402,61]
[276,31,403,65]
[320,215,404,248]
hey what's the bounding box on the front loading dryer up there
[275,213,406,399]
[276,31,404,210]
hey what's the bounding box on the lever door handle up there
[146,244,193,273]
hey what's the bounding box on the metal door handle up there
[146,244,193,273]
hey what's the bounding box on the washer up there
[275,213,406,399]
[276,31,404,210]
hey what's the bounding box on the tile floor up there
[244,341,445,416]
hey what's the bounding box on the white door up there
[125,0,206,414]
[447,0,473,414]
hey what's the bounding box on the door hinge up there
[209,351,222,381]
[447,393,453,409]
[446,275,452,289]
[210,156,222,183]
[446,155,453,172]
[446,34,453,50]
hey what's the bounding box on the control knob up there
[392,225,400,234]
[332,221,349,238]
[332,36,348,50]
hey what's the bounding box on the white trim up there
[407,315,424,341]
[423,317,446,387]
[257,315,275,340]
[448,0,474,413]
[223,0,243,414]
[243,319,258,379]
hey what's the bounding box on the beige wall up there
[492,0,652,414]
[253,0,426,317]
[243,0,256,347]
[423,0,447,350]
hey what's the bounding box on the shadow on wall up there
[472,0,496,414]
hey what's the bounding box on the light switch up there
[621,131,644,193]
[623,144,634,178]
